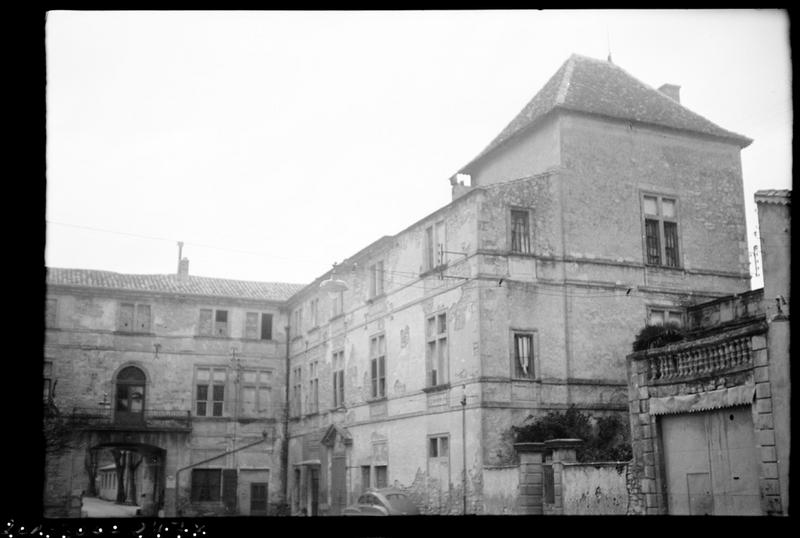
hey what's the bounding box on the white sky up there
[45,10,791,288]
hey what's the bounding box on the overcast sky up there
[45,10,791,288]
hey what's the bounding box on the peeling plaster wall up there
[561,462,629,515]
[44,289,288,516]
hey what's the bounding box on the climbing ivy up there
[511,406,632,462]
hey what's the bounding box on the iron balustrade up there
[71,407,192,428]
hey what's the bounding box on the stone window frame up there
[308,360,319,414]
[239,368,273,417]
[510,328,539,380]
[369,333,387,400]
[194,365,228,418]
[330,290,345,319]
[45,297,58,329]
[292,366,303,417]
[640,191,682,269]
[425,311,449,388]
[428,433,450,459]
[43,359,53,401]
[309,298,320,329]
[646,306,685,327]
[198,308,229,338]
[423,220,446,272]
[369,260,386,299]
[332,349,345,409]
[509,206,533,254]
[118,302,153,333]
[244,312,274,341]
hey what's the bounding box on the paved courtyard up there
[81,496,141,518]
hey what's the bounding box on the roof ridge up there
[555,55,577,105]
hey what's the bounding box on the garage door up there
[660,406,760,515]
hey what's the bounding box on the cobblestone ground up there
[81,496,141,518]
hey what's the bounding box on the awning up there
[649,384,755,416]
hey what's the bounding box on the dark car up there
[342,488,420,516]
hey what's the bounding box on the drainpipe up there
[281,324,291,508]
[173,433,267,516]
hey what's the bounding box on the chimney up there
[658,83,681,103]
[178,257,189,281]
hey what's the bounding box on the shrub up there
[632,323,685,352]
[512,406,632,462]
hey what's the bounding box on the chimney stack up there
[658,83,681,103]
[178,258,189,281]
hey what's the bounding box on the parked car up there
[342,488,420,516]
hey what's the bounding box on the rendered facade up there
[44,54,761,516]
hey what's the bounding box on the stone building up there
[625,189,790,515]
[43,259,303,517]
[283,54,754,515]
[44,54,757,517]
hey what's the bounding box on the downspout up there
[558,168,572,404]
[281,324,291,508]
[174,433,267,516]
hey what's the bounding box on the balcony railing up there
[644,335,753,384]
[71,407,192,430]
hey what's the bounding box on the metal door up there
[661,406,760,515]
[330,456,347,515]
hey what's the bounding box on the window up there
[196,367,226,417]
[308,361,319,414]
[332,350,345,408]
[199,309,228,337]
[426,313,448,386]
[331,290,344,318]
[292,367,303,416]
[429,435,449,459]
[240,369,272,416]
[424,221,445,271]
[45,298,57,328]
[643,195,680,267]
[512,332,535,379]
[361,466,371,492]
[370,334,386,399]
[648,308,684,327]
[118,303,152,333]
[43,361,53,401]
[310,299,319,327]
[369,261,385,298]
[191,469,222,502]
[245,313,273,340]
[293,307,303,333]
[510,209,531,253]
[375,465,388,488]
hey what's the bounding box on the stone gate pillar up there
[514,442,545,514]
[545,439,582,515]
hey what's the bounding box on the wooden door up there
[250,483,268,516]
[330,456,346,515]
[661,406,760,515]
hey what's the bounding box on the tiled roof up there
[460,54,752,174]
[46,267,306,302]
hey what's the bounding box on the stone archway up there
[90,441,166,517]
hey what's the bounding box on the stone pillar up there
[513,442,545,514]
[545,439,581,515]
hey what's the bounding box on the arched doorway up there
[115,366,146,425]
